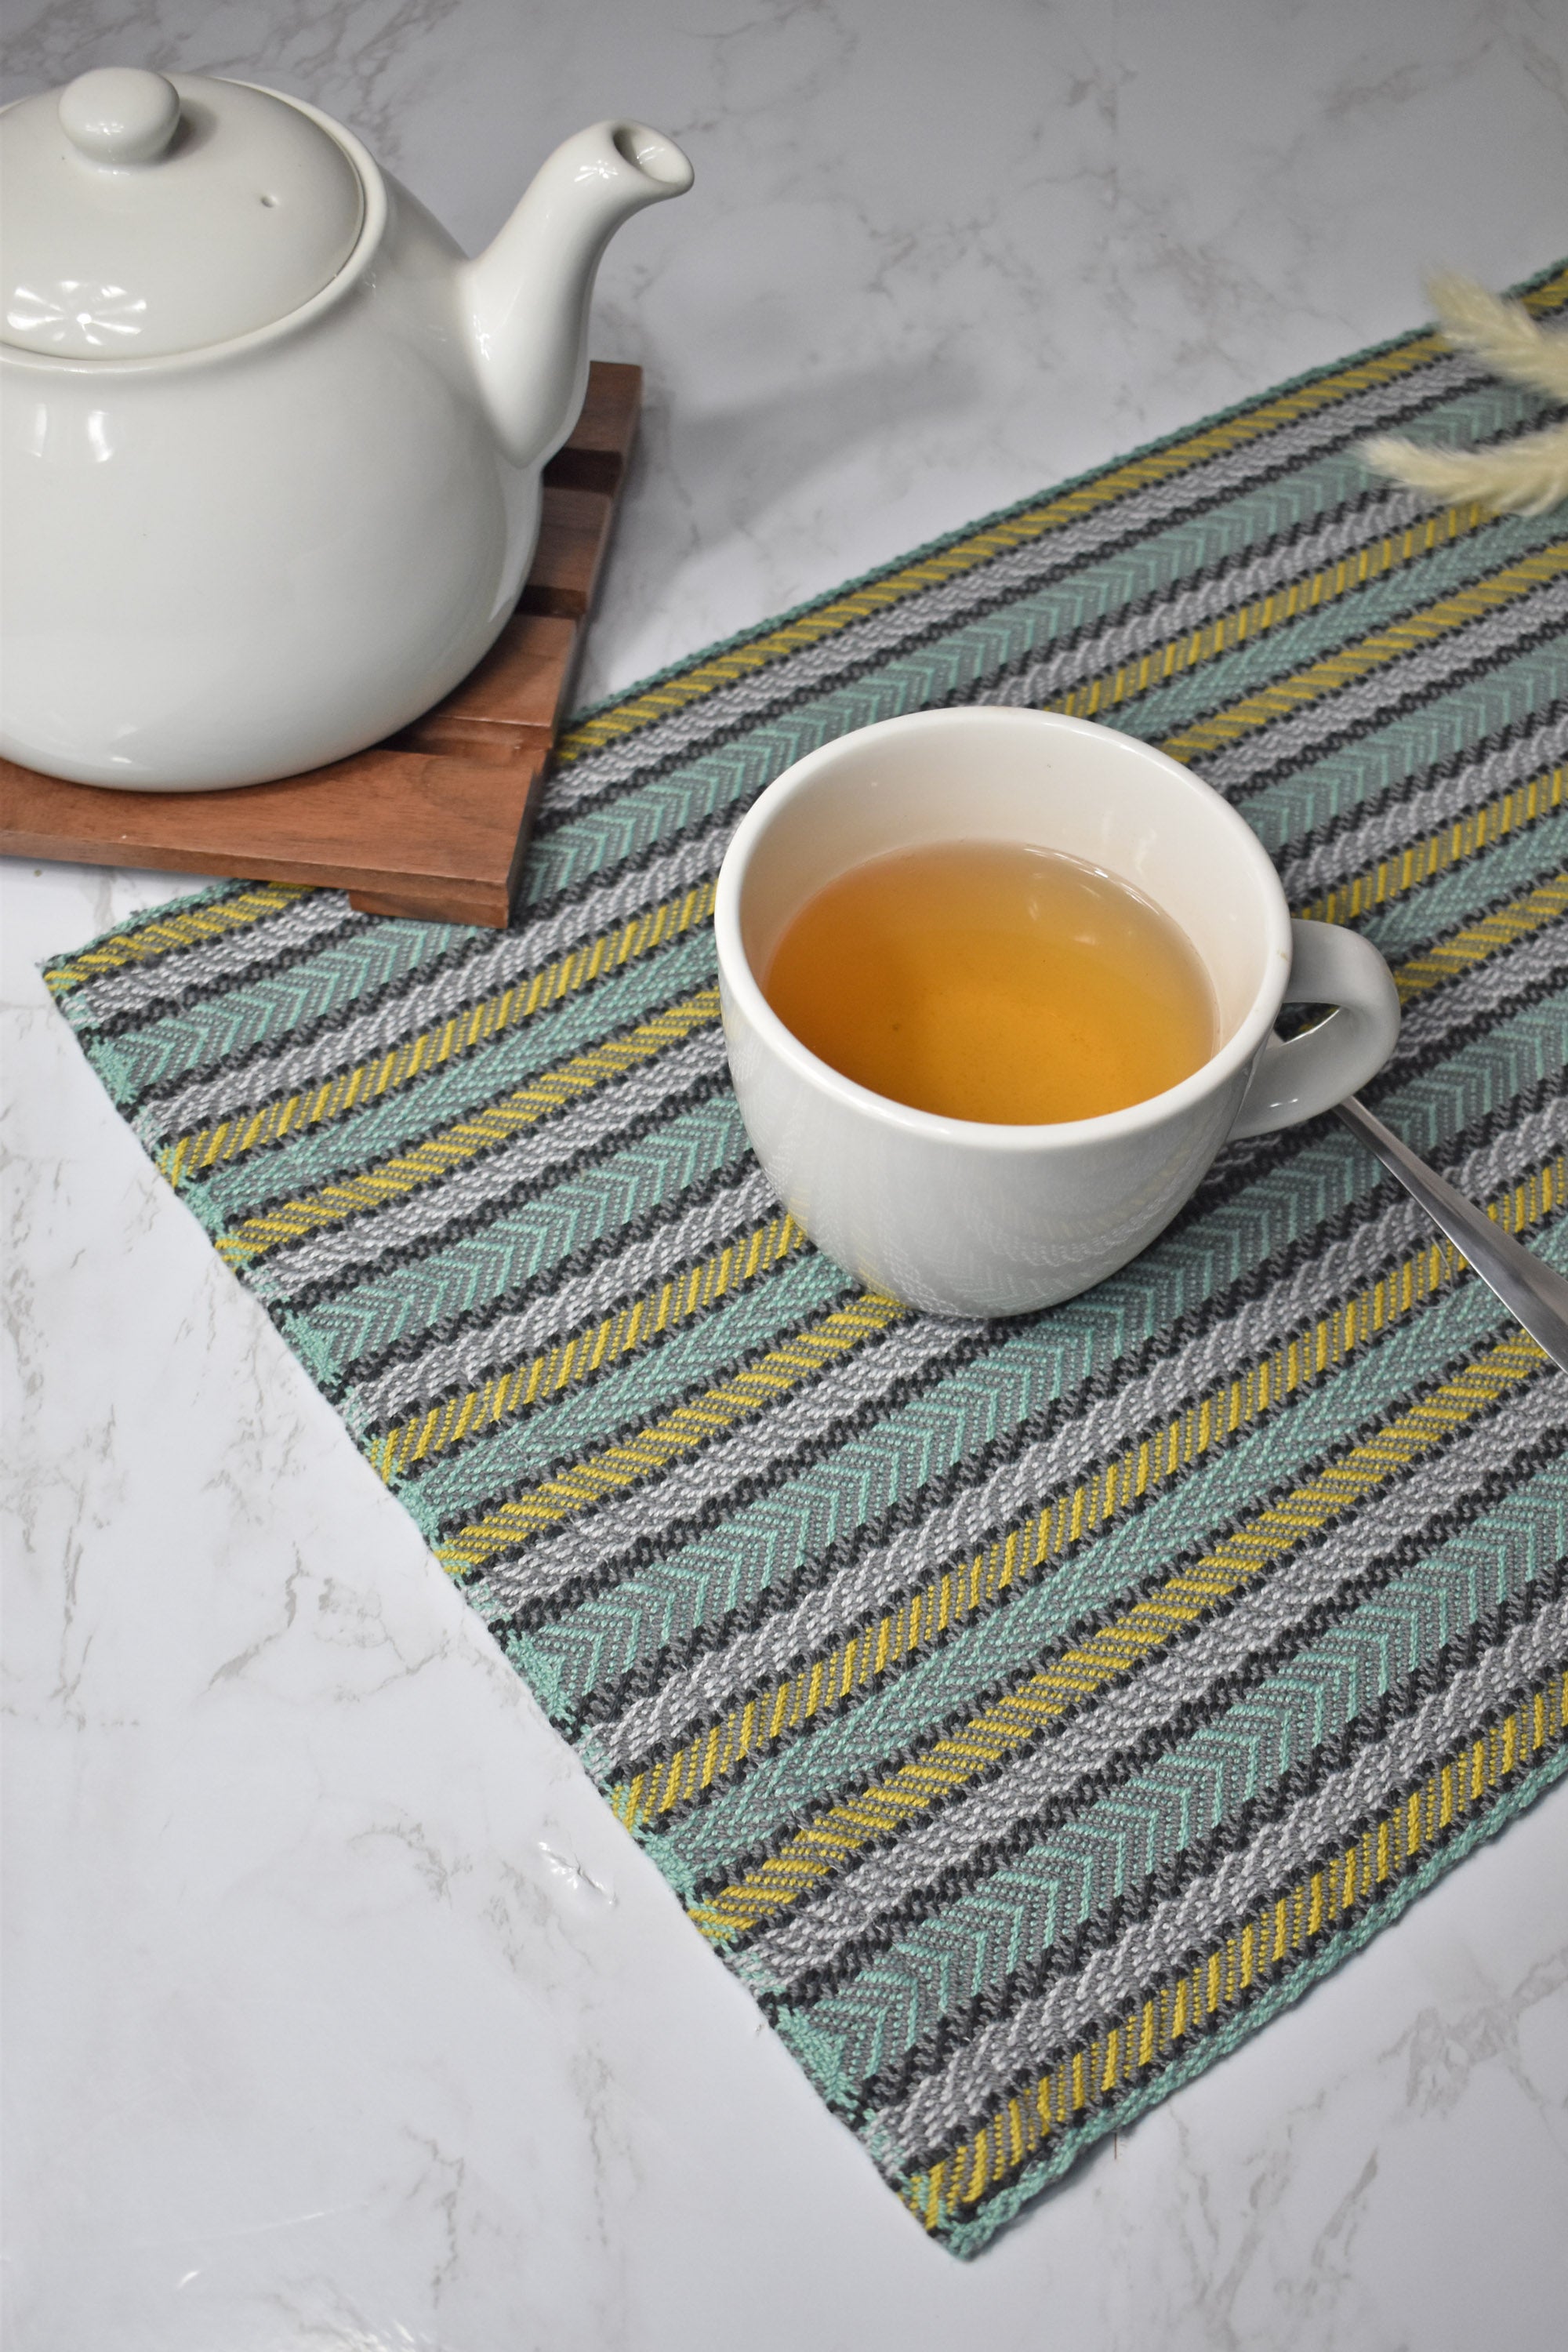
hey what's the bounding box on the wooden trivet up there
[0,362,642,927]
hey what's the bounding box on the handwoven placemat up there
[45,263,1568,2255]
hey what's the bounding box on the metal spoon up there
[1335,1094,1568,1373]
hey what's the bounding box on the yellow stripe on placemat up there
[369,880,1566,1555]
[434,1288,908,1573]
[1301,765,1566,926]
[44,884,309,997]
[555,338,1450,764]
[1049,502,1491,729]
[685,1329,1548,1942]
[904,1664,1568,2234]
[167,764,1567,1203]
[1159,543,1568,766]
[198,702,1567,1283]
[556,268,1568,769]
[164,882,718,1186]
[372,1207,807,1481]
[213,989,721,1268]
[1392,871,1568,1003]
[198,844,1566,1553]
[610,1150,1567,1829]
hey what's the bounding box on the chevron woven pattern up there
[47,264,1568,2256]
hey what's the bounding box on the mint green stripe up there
[929,1743,1568,2257]
[396,1247,854,1529]
[310,1096,751,1398]
[642,1251,1552,1891]
[1095,510,1560,747]
[1359,799,1568,961]
[187,926,719,1224]
[528,393,1557,909]
[1247,643,1568,856]
[524,984,1567,1745]
[797,1475,1567,2094]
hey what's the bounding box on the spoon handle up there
[1335,1095,1568,1374]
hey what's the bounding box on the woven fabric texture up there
[46,263,1568,2256]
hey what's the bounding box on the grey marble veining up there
[4,4,1568,2347]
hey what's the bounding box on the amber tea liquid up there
[762,840,1216,1123]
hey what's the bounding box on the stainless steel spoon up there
[1335,1094,1568,1373]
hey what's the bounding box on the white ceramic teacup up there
[715,708,1400,1317]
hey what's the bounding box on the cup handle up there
[1229,918,1401,1140]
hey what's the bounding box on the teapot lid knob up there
[59,68,182,166]
[3,70,365,359]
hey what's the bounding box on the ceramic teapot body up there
[0,78,691,790]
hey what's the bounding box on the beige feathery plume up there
[1422,270,1568,401]
[1362,273,1568,517]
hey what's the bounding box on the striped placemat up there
[46,262,1568,2256]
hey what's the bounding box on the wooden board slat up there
[518,486,617,621]
[541,361,642,495]
[394,610,579,763]
[0,361,641,927]
[0,746,548,929]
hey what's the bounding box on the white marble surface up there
[5,3,1568,2345]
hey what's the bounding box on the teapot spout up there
[458,120,692,470]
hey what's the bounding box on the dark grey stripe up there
[463,1308,985,1621]
[743,1372,1568,2003]
[247,1025,730,1306]
[1199,575,1568,800]
[971,488,1493,718]
[594,1102,1565,1777]
[141,829,732,1145]
[564,1072,1561,1748]
[665,1188,1563,1908]
[65,887,362,1034]
[121,684,1568,1160]
[1278,710,1568,905]
[546,351,1490,812]
[863,1584,1568,2165]
[350,1162,783,1432]
[516,943,1566,1736]
[142,489,1454,1138]
[1392,914,1568,1055]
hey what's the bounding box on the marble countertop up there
[5,4,1567,2346]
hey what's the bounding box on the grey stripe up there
[143,826,733,1145]
[1198,574,1568,799]
[385,908,1564,1639]
[504,821,724,971]
[136,486,1464,1138]
[1392,915,1568,1058]
[595,1096,1566,1774]
[65,887,359,1032]
[477,921,1565,1627]
[125,470,1548,1145]
[127,673,1568,1153]
[465,1308,981,1621]
[144,920,588,1144]
[1277,709,1568,905]
[745,1367,1568,2005]
[248,1025,729,1305]
[550,355,1488,810]
[973,486,1447,716]
[863,1582,1568,2165]
[349,1162,781,1430]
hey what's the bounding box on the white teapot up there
[0,67,692,790]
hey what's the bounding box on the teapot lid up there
[1,68,365,360]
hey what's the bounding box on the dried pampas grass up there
[1362,272,1568,517]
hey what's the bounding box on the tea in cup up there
[762,837,1218,1125]
[714,708,1399,1317]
